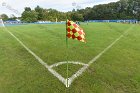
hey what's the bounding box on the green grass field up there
[0,23,140,93]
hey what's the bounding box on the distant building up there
[36,21,51,24]
[4,19,22,24]
[87,20,138,23]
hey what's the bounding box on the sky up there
[0,0,119,17]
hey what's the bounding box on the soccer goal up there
[0,19,5,27]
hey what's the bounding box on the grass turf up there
[0,23,140,93]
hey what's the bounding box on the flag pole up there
[66,19,69,88]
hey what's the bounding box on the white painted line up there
[67,25,135,87]
[3,27,67,86]
[50,61,88,68]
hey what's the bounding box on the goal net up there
[0,19,5,27]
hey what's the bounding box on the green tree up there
[71,12,84,21]
[25,7,31,11]
[0,14,8,21]
[35,6,46,20]
[21,8,38,22]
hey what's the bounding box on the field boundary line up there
[68,25,135,86]
[3,27,67,86]
[50,61,88,68]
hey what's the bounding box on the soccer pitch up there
[0,23,140,93]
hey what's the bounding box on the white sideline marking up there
[67,25,135,87]
[3,27,66,86]
[50,61,88,68]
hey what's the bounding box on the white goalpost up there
[0,19,5,27]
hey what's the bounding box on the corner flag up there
[66,20,86,43]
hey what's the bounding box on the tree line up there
[80,0,140,21]
[0,0,140,22]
